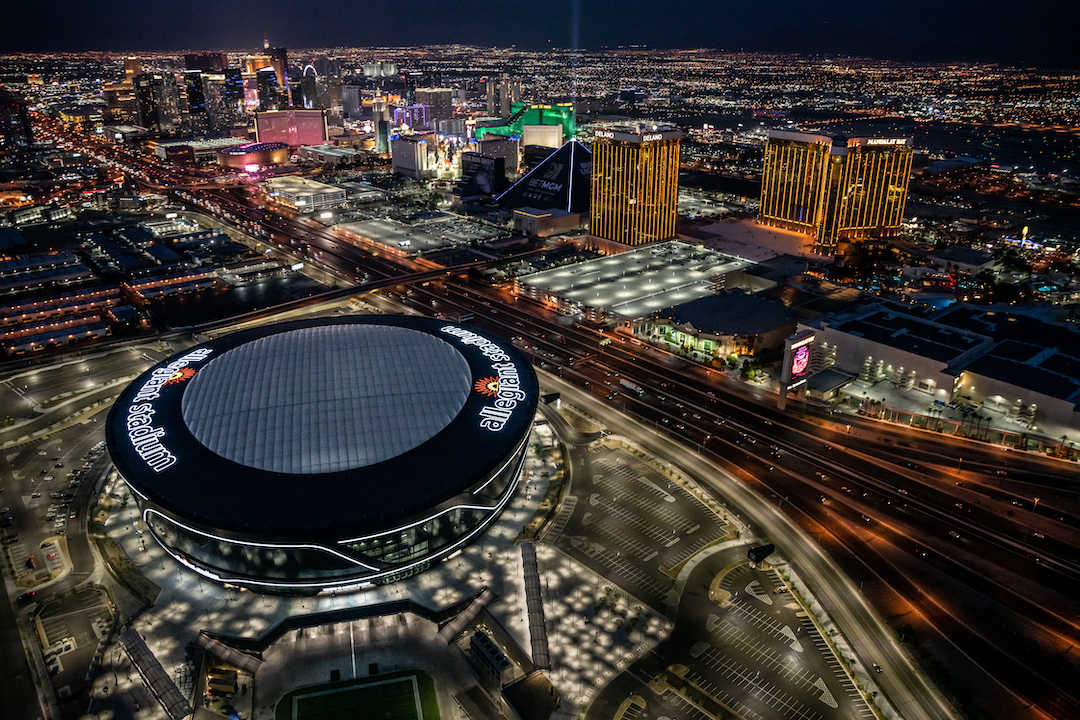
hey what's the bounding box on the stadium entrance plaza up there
[97,402,886,720]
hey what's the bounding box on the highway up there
[402,277,1079,720]
[540,372,954,720]
[23,115,1080,719]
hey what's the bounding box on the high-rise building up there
[474,103,575,144]
[184,52,228,72]
[393,104,431,130]
[590,124,681,247]
[266,47,289,97]
[254,109,328,147]
[391,135,432,179]
[208,69,245,130]
[182,71,210,135]
[316,76,343,123]
[372,95,391,124]
[0,89,33,150]
[759,130,913,255]
[255,67,283,111]
[522,123,562,149]
[478,136,520,174]
[341,84,362,118]
[415,88,453,123]
[364,61,398,78]
[244,54,274,76]
[312,55,340,78]
[485,74,521,118]
[102,81,137,122]
[375,120,391,154]
[299,75,319,110]
[123,57,143,82]
[403,70,436,104]
[133,73,179,132]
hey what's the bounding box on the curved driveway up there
[540,372,957,720]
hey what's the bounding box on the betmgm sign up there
[777,329,815,411]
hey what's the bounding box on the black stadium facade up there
[106,316,538,594]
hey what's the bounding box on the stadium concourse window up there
[146,513,359,580]
[347,506,490,563]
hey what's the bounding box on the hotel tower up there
[760,130,913,255]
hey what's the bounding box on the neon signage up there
[440,326,526,432]
[791,344,810,379]
[126,348,213,472]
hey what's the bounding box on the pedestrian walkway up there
[98,432,555,713]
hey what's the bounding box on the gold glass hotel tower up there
[591,124,681,247]
[760,130,913,255]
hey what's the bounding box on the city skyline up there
[2,21,1080,720]
[2,0,1079,69]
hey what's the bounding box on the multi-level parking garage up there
[105,316,537,594]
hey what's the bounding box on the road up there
[404,278,1078,720]
[543,372,956,720]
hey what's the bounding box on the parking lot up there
[638,556,875,720]
[1,432,106,588]
[549,442,732,610]
[36,585,115,696]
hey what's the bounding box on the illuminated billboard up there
[791,343,810,380]
[254,109,328,148]
[781,330,815,390]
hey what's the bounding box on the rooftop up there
[181,324,471,475]
[338,218,453,254]
[932,245,994,267]
[938,306,1080,402]
[827,304,989,364]
[519,240,753,319]
[679,218,823,262]
[661,292,796,336]
[105,317,539,537]
[155,137,248,150]
[301,144,362,157]
[265,176,342,195]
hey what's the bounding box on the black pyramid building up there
[496,140,591,213]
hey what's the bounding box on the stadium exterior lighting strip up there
[147,463,523,591]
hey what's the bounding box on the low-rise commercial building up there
[636,291,797,361]
[514,240,753,323]
[298,144,363,167]
[264,176,346,213]
[512,207,582,238]
[151,137,249,164]
[805,302,1080,431]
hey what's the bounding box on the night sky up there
[3,0,1078,68]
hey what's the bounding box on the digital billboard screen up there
[791,343,810,379]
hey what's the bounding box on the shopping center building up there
[105,316,538,594]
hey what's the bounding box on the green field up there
[275,670,440,720]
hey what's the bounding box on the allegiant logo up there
[126,348,213,473]
[441,326,526,432]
